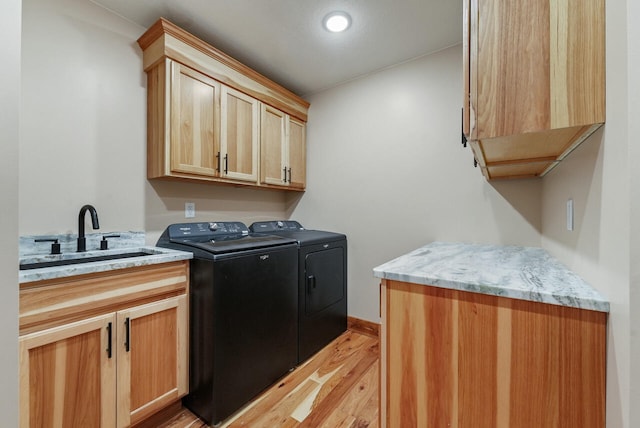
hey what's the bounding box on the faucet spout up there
[77,204,100,252]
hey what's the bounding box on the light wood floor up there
[155,330,379,428]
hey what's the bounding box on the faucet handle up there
[35,238,61,255]
[100,234,121,250]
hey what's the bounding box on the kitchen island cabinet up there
[463,0,605,179]
[374,242,608,428]
[19,260,189,428]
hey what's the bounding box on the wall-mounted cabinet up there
[221,86,259,183]
[463,0,605,180]
[260,104,306,189]
[166,60,220,179]
[138,18,309,190]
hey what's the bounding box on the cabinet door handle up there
[474,158,478,168]
[224,154,228,174]
[288,167,292,183]
[283,167,287,183]
[124,317,130,352]
[307,275,316,293]
[106,322,113,359]
[461,108,467,148]
[216,151,221,172]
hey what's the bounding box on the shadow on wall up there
[488,127,604,246]
[285,191,304,218]
[144,179,288,239]
[539,127,604,260]
[490,177,544,239]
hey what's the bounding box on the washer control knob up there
[209,222,218,231]
[277,221,284,228]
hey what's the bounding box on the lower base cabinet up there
[19,262,189,428]
[380,279,607,428]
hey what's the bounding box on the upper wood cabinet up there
[138,18,309,190]
[463,0,605,180]
[260,104,306,189]
[221,86,259,183]
[166,60,221,179]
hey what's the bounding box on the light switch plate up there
[566,199,574,231]
[185,202,195,218]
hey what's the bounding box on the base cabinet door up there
[381,280,606,428]
[116,295,188,427]
[20,295,188,428]
[19,313,117,428]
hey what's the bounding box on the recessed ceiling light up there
[323,11,352,33]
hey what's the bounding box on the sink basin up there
[19,251,152,270]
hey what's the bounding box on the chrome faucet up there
[77,204,100,252]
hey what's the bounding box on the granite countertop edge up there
[19,246,193,284]
[373,242,610,313]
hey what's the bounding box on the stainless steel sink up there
[19,251,152,270]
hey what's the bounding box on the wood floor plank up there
[319,408,355,428]
[298,342,378,428]
[240,379,321,427]
[227,331,372,427]
[338,361,379,421]
[152,330,379,428]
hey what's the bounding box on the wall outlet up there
[566,199,574,231]
[185,202,195,218]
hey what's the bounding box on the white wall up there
[629,0,640,421]
[540,0,632,425]
[290,45,543,323]
[0,0,21,425]
[20,0,148,234]
[20,0,288,244]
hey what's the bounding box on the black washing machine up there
[157,221,298,425]
[250,220,347,363]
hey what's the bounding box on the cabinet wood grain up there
[20,262,190,428]
[169,62,220,178]
[464,0,605,180]
[380,279,606,428]
[138,18,308,190]
[260,104,306,189]
[20,313,117,428]
[117,296,188,427]
[221,86,259,182]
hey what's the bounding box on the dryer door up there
[305,247,345,315]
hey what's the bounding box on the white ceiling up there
[91,0,463,97]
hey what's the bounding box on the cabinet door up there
[116,295,188,428]
[220,86,259,182]
[170,61,221,177]
[382,280,606,428]
[260,104,287,186]
[19,313,117,428]
[288,118,306,189]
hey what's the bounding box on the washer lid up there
[172,234,296,254]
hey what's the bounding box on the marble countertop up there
[373,242,609,312]
[19,246,193,284]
